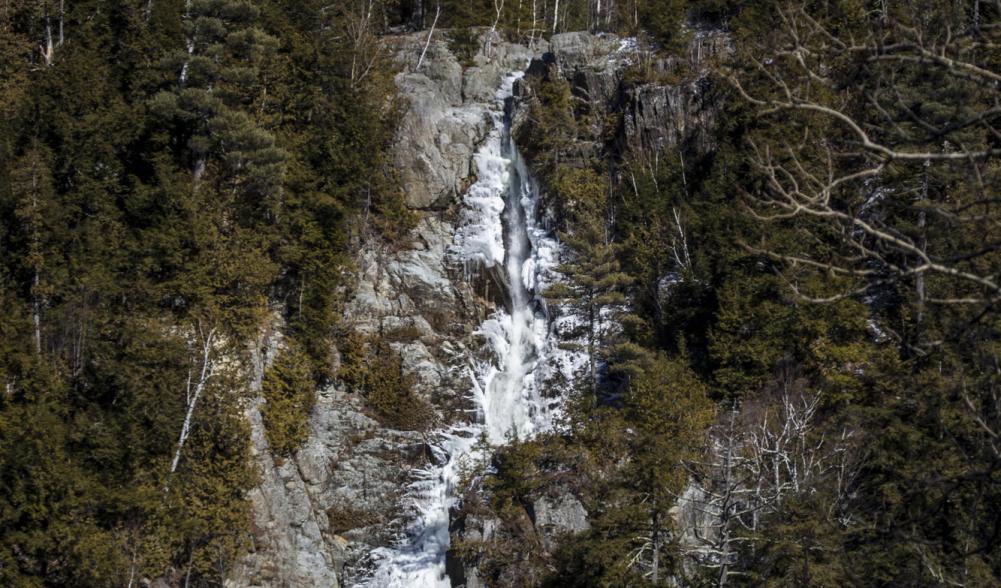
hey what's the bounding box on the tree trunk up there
[32,268,41,355]
[26,161,42,355]
[651,511,661,584]
[588,294,597,396]
[487,0,504,56]
[166,327,216,490]
[531,0,537,44]
[58,0,64,46]
[413,0,424,29]
[916,161,929,324]
[41,16,54,66]
[416,4,440,70]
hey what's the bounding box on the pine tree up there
[615,346,714,584]
[545,167,632,393]
[261,341,316,458]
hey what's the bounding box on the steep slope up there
[229,31,544,588]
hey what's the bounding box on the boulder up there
[531,494,590,552]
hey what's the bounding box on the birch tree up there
[166,324,216,486]
[684,389,861,586]
[10,144,55,356]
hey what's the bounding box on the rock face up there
[232,26,729,588]
[532,494,591,552]
[230,30,544,588]
[619,29,730,156]
[227,316,411,588]
[521,29,729,157]
[548,31,624,109]
[389,32,539,210]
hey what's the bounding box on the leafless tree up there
[416,3,440,70]
[165,323,217,492]
[670,207,692,273]
[327,0,387,87]
[682,388,861,586]
[730,3,1001,311]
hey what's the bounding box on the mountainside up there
[2,1,1001,587]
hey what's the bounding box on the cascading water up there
[360,71,578,588]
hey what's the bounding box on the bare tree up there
[165,323,217,490]
[670,207,692,273]
[415,3,440,71]
[340,0,386,87]
[683,388,861,586]
[729,3,1001,310]
[487,0,505,56]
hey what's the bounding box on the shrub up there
[337,332,434,431]
[261,341,316,458]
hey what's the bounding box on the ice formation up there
[360,72,585,588]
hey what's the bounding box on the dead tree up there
[684,390,860,586]
[165,324,217,491]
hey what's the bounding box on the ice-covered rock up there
[233,31,541,588]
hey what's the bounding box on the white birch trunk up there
[41,16,54,66]
[416,4,440,71]
[166,327,216,488]
[487,0,504,56]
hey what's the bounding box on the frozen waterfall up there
[360,72,577,588]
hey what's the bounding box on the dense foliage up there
[453,1,1001,587]
[3,0,1001,586]
[0,0,404,584]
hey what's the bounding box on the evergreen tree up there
[260,341,316,459]
[545,167,632,393]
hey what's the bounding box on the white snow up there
[617,37,639,53]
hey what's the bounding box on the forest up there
[1,0,1000,586]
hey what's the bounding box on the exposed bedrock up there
[232,25,729,588]
[230,30,544,588]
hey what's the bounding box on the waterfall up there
[360,72,573,588]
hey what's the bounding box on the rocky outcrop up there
[546,31,625,110]
[520,29,730,159]
[389,31,540,210]
[445,512,500,588]
[446,487,591,586]
[227,315,417,588]
[531,494,591,552]
[620,79,714,155]
[620,29,730,155]
[232,30,544,588]
[445,493,595,587]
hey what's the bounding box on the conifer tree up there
[545,167,632,393]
